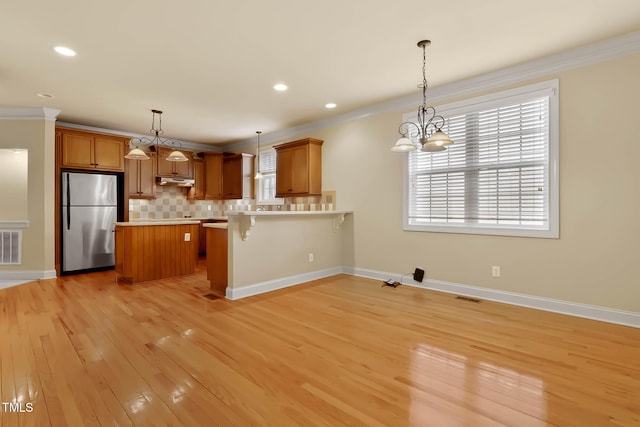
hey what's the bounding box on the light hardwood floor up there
[1,261,639,426]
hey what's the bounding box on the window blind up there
[258,150,277,201]
[407,92,552,233]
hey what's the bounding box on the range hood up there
[156,177,195,187]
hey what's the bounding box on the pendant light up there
[126,109,188,161]
[391,40,454,153]
[254,131,263,180]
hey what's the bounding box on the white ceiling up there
[1,0,639,146]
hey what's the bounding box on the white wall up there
[0,149,28,220]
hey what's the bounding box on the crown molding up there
[228,31,640,151]
[0,107,61,121]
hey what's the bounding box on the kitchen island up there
[114,220,200,283]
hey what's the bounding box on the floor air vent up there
[203,293,220,300]
[0,230,21,265]
[455,295,481,303]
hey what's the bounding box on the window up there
[404,80,559,238]
[256,149,281,203]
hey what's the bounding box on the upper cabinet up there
[274,138,323,197]
[127,153,156,199]
[59,128,126,171]
[222,153,255,199]
[204,153,223,200]
[156,147,193,178]
[188,157,205,200]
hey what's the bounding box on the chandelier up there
[125,109,189,161]
[391,40,453,153]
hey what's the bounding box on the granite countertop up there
[115,220,201,226]
[129,216,227,223]
[203,223,228,229]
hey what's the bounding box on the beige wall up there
[0,113,57,274]
[228,213,354,289]
[268,54,640,313]
[0,149,29,220]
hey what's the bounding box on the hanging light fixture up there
[254,131,263,180]
[391,40,453,153]
[125,109,189,161]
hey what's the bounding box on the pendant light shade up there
[166,150,189,162]
[390,137,417,152]
[124,147,150,160]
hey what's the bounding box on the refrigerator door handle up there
[66,173,71,230]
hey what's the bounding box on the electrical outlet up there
[492,266,501,277]
[207,205,212,211]
[184,232,191,242]
[308,253,314,262]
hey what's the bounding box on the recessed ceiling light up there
[273,83,288,92]
[36,93,54,99]
[54,46,76,57]
[325,103,337,109]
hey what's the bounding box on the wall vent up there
[0,230,22,265]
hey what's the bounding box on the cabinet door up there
[156,148,175,177]
[61,134,93,168]
[127,158,140,196]
[137,154,156,197]
[188,159,205,199]
[127,156,155,199]
[173,152,193,178]
[93,137,124,171]
[290,144,309,194]
[222,156,242,199]
[204,154,223,199]
[275,148,293,196]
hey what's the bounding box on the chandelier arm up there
[398,121,422,139]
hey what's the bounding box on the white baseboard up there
[346,267,640,328]
[225,267,344,300]
[0,269,56,290]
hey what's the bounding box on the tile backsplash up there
[128,187,336,219]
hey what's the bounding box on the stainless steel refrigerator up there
[61,172,119,274]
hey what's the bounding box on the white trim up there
[0,107,61,121]
[347,267,640,328]
[226,32,640,152]
[0,269,56,283]
[0,221,29,229]
[402,79,560,239]
[225,267,343,300]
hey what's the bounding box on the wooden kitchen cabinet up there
[274,138,323,197]
[204,153,223,200]
[127,153,156,199]
[223,153,255,199]
[206,225,228,295]
[188,158,205,200]
[156,147,193,178]
[59,128,126,171]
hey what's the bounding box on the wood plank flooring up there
[1,261,639,426]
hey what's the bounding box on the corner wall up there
[266,54,640,314]
[0,109,58,278]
